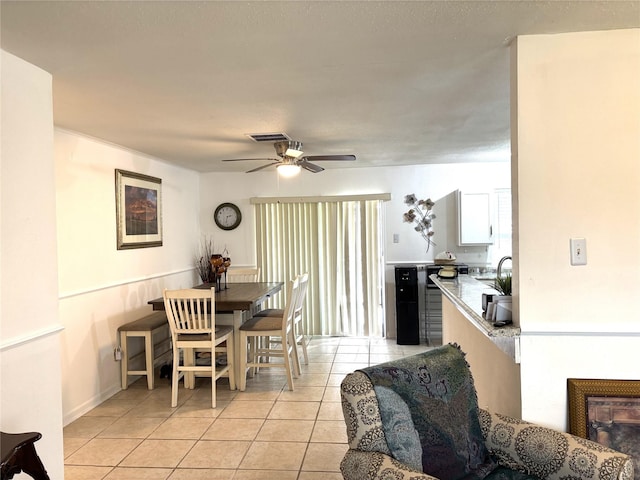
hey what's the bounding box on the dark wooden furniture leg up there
[0,432,50,480]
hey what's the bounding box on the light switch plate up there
[570,238,587,265]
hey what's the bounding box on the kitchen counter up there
[470,274,498,282]
[429,274,520,362]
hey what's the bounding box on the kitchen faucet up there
[497,256,512,278]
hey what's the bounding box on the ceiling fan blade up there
[222,157,278,162]
[299,161,325,173]
[246,162,280,173]
[303,155,356,162]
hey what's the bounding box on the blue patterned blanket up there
[360,344,497,480]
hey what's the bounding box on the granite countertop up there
[430,274,520,362]
[470,274,498,282]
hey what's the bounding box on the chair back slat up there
[294,272,309,321]
[283,277,300,335]
[227,267,261,283]
[163,288,216,334]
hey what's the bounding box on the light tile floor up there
[64,336,432,480]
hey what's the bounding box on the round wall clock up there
[214,202,242,230]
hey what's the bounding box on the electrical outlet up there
[393,233,399,244]
[570,238,587,265]
[114,346,122,361]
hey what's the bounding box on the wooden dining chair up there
[255,272,310,367]
[163,287,235,408]
[226,267,261,283]
[239,277,300,391]
[292,272,310,365]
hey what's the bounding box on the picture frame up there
[115,169,162,249]
[568,378,640,472]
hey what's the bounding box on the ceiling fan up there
[222,141,356,176]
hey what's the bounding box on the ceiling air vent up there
[246,132,291,143]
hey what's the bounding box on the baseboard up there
[63,383,123,426]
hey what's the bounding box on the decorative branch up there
[402,193,436,251]
[195,236,216,283]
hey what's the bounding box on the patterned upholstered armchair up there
[340,344,634,480]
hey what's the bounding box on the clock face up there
[214,203,242,230]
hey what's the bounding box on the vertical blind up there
[253,195,388,337]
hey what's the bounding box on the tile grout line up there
[66,336,380,478]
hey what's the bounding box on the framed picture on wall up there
[115,169,162,249]
[568,378,640,473]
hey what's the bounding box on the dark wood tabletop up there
[148,282,283,312]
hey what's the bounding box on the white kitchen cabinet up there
[457,190,493,245]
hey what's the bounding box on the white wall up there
[513,29,640,429]
[54,138,509,421]
[4,26,637,474]
[200,163,511,265]
[55,130,200,423]
[1,50,64,479]
[200,163,511,336]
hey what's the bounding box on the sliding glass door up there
[254,196,386,337]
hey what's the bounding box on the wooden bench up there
[118,311,171,390]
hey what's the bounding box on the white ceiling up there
[2,1,639,173]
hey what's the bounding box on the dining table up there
[148,281,283,387]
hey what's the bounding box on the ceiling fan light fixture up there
[223,139,355,174]
[285,147,304,158]
[277,164,301,177]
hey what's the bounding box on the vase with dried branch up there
[195,237,216,284]
[195,238,232,290]
[210,253,231,290]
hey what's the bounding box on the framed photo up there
[115,169,162,249]
[568,379,640,472]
